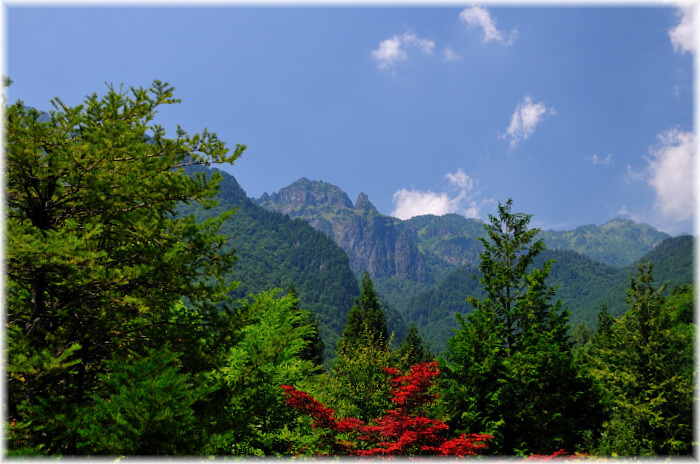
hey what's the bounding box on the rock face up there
[257,177,675,320]
[257,179,429,283]
[258,178,354,213]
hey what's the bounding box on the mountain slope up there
[540,218,670,267]
[403,236,694,353]
[184,168,409,361]
[256,178,675,321]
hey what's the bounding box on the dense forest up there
[6,81,695,457]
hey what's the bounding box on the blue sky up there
[5,3,697,235]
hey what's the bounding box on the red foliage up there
[281,361,492,456]
[526,449,585,460]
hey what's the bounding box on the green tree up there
[595,302,614,336]
[442,199,600,455]
[397,323,433,371]
[322,272,395,422]
[206,290,321,456]
[585,266,694,456]
[74,347,213,455]
[322,340,396,423]
[287,284,325,366]
[5,81,244,454]
[337,271,389,353]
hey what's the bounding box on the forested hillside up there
[6,82,694,458]
[402,236,693,353]
[181,168,408,361]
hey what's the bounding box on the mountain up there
[258,178,429,283]
[539,218,670,267]
[182,168,408,362]
[256,178,690,354]
[403,235,694,353]
[256,178,672,303]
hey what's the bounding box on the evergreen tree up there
[584,265,694,456]
[442,199,600,455]
[397,323,433,371]
[207,290,321,456]
[337,271,388,353]
[595,302,614,337]
[5,81,244,455]
[287,284,325,366]
[324,272,395,422]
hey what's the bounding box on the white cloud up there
[459,6,517,45]
[372,33,435,69]
[502,96,555,148]
[669,4,696,54]
[372,35,407,69]
[646,128,696,221]
[391,168,492,220]
[443,47,461,61]
[618,205,643,223]
[445,168,473,189]
[402,33,435,54]
[625,163,646,182]
[591,153,613,166]
[391,189,456,220]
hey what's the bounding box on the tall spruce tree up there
[5,81,245,454]
[442,199,600,455]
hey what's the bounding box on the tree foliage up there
[282,362,492,456]
[206,290,321,455]
[442,199,601,455]
[337,271,389,353]
[5,81,244,455]
[584,266,694,456]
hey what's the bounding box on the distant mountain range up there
[256,177,693,352]
[189,169,694,359]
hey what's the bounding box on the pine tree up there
[442,199,600,455]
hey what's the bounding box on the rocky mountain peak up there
[257,178,353,212]
[354,192,378,213]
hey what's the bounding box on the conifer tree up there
[327,272,394,422]
[337,271,388,353]
[287,284,325,366]
[442,199,600,455]
[397,323,433,371]
[5,81,245,454]
[584,265,694,455]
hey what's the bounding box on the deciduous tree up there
[282,361,492,456]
